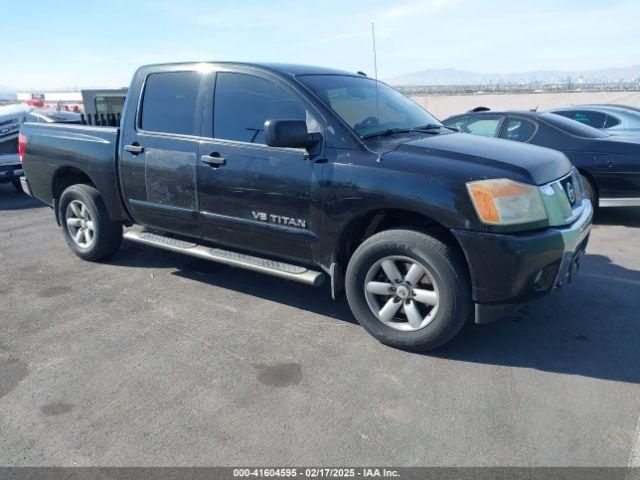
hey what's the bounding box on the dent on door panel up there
[144,148,197,209]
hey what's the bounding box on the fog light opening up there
[534,263,559,291]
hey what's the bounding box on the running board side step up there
[123,230,325,286]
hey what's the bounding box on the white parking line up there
[630,415,640,467]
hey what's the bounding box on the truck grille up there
[541,168,585,227]
[560,174,578,206]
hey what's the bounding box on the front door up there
[119,69,206,237]
[197,69,324,262]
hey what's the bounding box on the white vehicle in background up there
[0,104,82,192]
[0,103,30,191]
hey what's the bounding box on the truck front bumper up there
[452,200,593,324]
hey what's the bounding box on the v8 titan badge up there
[252,211,307,229]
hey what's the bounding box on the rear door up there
[197,67,325,262]
[119,69,206,237]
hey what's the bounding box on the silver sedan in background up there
[548,104,640,136]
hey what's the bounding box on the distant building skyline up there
[3,65,639,94]
[388,65,640,86]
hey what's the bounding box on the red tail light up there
[18,133,26,164]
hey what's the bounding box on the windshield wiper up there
[361,127,417,139]
[413,123,459,132]
[361,124,456,139]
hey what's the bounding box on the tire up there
[12,179,22,192]
[58,184,122,261]
[345,229,472,351]
[581,174,597,208]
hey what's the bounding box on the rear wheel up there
[59,184,122,261]
[12,179,22,192]
[345,229,471,351]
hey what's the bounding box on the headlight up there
[466,178,548,225]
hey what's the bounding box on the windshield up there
[541,112,609,138]
[298,74,441,138]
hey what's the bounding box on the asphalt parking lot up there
[1,183,639,466]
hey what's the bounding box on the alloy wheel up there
[364,255,439,331]
[66,200,96,248]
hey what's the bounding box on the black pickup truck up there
[19,62,593,351]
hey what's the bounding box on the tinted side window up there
[444,115,504,137]
[604,115,621,128]
[556,110,607,128]
[213,72,306,144]
[141,71,201,135]
[501,118,536,142]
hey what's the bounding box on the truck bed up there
[20,122,127,221]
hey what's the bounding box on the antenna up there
[372,22,382,162]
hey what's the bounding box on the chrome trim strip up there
[541,168,585,227]
[599,197,640,207]
[127,199,195,219]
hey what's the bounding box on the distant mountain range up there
[387,65,640,86]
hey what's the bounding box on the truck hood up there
[384,132,572,185]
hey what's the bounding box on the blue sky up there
[3,0,640,89]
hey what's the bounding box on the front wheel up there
[345,229,472,351]
[59,184,122,261]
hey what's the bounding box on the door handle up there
[124,144,144,154]
[201,153,226,167]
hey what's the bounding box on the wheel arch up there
[51,166,97,225]
[330,208,470,298]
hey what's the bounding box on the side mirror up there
[264,119,320,149]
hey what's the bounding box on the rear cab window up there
[96,95,125,116]
[140,71,202,136]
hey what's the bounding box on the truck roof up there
[139,61,360,78]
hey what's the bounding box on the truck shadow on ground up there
[0,184,45,211]
[109,243,639,384]
[432,252,640,384]
[108,242,358,325]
